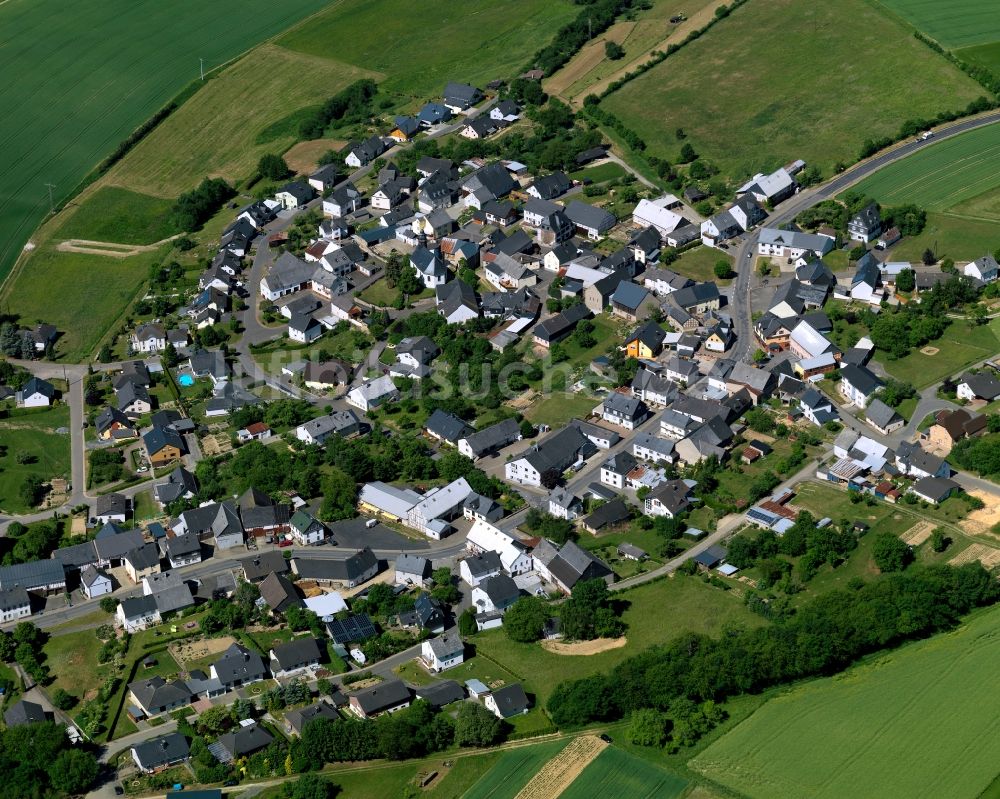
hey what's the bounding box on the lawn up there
[0,0,329,283]
[888,212,1000,262]
[524,393,600,428]
[570,162,627,184]
[560,746,689,799]
[600,0,982,180]
[849,124,1000,213]
[53,187,178,245]
[358,279,402,308]
[670,247,733,284]
[277,0,579,102]
[875,318,1000,387]
[463,739,570,799]
[873,0,1000,48]
[42,629,106,703]
[0,244,159,360]
[691,603,1000,799]
[471,574,764,705]
[0,405,71,514]
[103,44,377,197]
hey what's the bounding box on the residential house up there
[117,595,161,633]
[965,254,1000,283]
[165,531,202,569]
[407,478,474,539]
[442,81,482,112]
[16,376,54,408]
[285,701,340,736]
[307,163,339,192]
[799,387,838,426]
[173,501,244,550]
[602,391,648,430]
[132,733,189,773]
[545,540,614,592]
[505,425,597,487]
[839,364,883,408]
[460,551,503,588]
[96,406,137,441]
[485,684,530,718]
[527,172,571,200]
[395,554,431,586]
[124,543,160,584]
[625,320,667,359]
[344,136,387,169]
[128,676,190,716]
[848,203,882,242]
[269,638,322,677]
[347,375,399,412]
[669,282,721,316]
[957,371,1000,402]
[210,643,268,690]
[237,421,271,443]
[600,451,637,489]
[532,302,591,348]
[896,441,950,479]
[289,511,326,546]
[757,227,834,260]
[565,200,615,240]
[737,168,797,205]
[632,196,688,236]
[131,323,167,353]
[610,281,658,322]
[3,699,49,728]
[644,479,693,518]
[213,724,274,763]
[348,679,411,718]
[548,487,583,520]
[865,398,904,435]
[421,632,464,672]
[292,548,379,589]
[926,408,987,454]
[155,466,198,507]
[295,410,361,445]
[0,587,31,624]
[94,493,130,525]
[80,566,112,600]
[458,418,522,461]
[910,477,961,505]
[275,181,315,210]
[472,574,520,614]
[239,551,289,583]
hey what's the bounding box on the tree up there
[871,531,914,572]
[713,260,733,280]
[319,467,357,521]
[19,475,44,508]
[626,708,671,747]
[458,608,479,637]
[49,748,98,795]
[931,528,951,553]
[258,153,290,181]
[922,247,937,266]
[604,41,625,60]
[540,468,562,490]
[504,596,548,643]
[454,700,505,747]
[281,773,340,799]
[895,268,915,293]
[678,142,697,163]
[52,688,76,710]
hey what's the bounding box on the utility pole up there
[200,58,205,81]
[44,183,56,213]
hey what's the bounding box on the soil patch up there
[901,520,934,546]
[170,634,236,669]
[949,543,1000,569]
[921,346,940,356]
[284,138,346,174]
[959,489,1000,536]
[540,637,627,656]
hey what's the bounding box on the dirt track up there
[57,233,185,258]
[541,637,627,656]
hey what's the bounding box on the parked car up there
[278,539,293,548]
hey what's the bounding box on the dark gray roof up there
[415,680,465,708]
[865,398,902,429]
[239,550,289,581]
[3,699,48,727]
[581,498,630,531]
[911,476,960,502]
[128,676,191,711]
[480,573,520,607]
[270,637,322,670]
[125,542,160,571]
[285,700,339,733]
[259,572,302,613]
[564,200,615,232]
[350,679,410,715]
[425,409,472,443]
[0,559,65,590]
[212,643,267,685]
[489,683,529,716]
[519,424,596,475]
[671,281,720,309]
[166,531,201,559]
[294,548,377,582]
[216,724,274,760]
[460,417,521,457]
[465,551,502,578]
[132,733,190,770]
[840,364,883,396]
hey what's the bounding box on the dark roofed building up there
[3,699,49,727]
[349,678,411,718]
[259,572,303,614]
[239,550,289,582]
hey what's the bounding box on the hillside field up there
[600,0,983,180]
[276,0,579,102]
[0,0,328,284]
[874,0,1000,48]
[691,604,1000,799]
[560,747,689,799]
[849,124,1000,211]
[463,740,570,799]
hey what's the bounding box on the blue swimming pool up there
[178,374,194,387]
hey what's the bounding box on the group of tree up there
[524,508,577,544]
[874,378,916,408]
[0,621,49,685]
[952,433,1000,477]
[170,177,235,231]
[299,79,378,140]
[89,447,125,485]
[560,578,626,641]
[0,322,37,360]
[548,562,999,729]
[0,721,99,798]
[2,519,63,566]
[526,0,636,76]
[625,699,725,752]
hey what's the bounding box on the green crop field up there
[277,0,578,102]
[600,0,982,180]
[54,187,178,246]
[0,0,329,284]
[692,604,1000,799]
[874,0,1000,48]
[463,740,570,799]
[103,44,377,198]
[849,124,1000,212]
[560,747,688,799]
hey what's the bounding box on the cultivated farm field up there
[691,604,1000,799]
[464,740,571,799]
[560,747,689,799]
[600,0,983,179]
[874,0,1000,48]
[278,0,579,102]
[0,0,328,284]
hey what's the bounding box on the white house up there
[289,511,326,546]
[131,323,167,353]
[117,595,160,633]
[965,254,999,283]
[838,365,883,409]
[756,228,834,260]
[0,587,31,624]
[632,197,686,236]
[346,375,400,412]
[80,566,113,600]
[421,632,464,672]
[16,377,54,408]
[465,518,532,575]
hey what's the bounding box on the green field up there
[54,187,178,246]
[0,0,329,283]
[874,0,1000,48]
[277,0,578,101]
[889,212,1000,262]
[0,406,71,514]
[600,0,982,179]
[672,246,733,284]
[876,317,1000,387]
[472,574,764,705]
[849,124,1000,212]
[692,604,1000,799]
[561,747,688,799]
[1,245,161,360]
[463,740,570,799]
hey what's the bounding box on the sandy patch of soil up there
[541,637,627,656]
[950,543,1000,568]
[901,520,935,546]
[959,489,1000,536]
[170,634,236,668]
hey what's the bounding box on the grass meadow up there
[691,603,1000,799]
[53,187,178,246]
[0,405,71,513]
[0,0,329,283]
[875,317,1000,387]
[873,0,1000,48]
[600,0,982,180]
[560,747,689,799]
[277,0,578,103]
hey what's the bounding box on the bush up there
[258,153,290,181]
[171,177,235,231]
